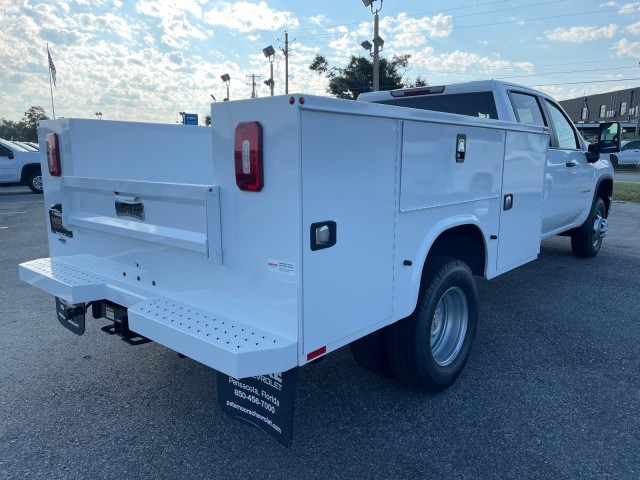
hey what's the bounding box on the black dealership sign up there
[217,368,296,447]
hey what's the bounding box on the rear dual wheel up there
[351,256,478,392]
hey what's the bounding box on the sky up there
[1,0,640,125]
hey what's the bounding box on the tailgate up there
[22,118,300,378]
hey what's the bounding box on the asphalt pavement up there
[1,187,639,480]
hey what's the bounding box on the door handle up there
[566,160,578,167]
[310,221,337,251]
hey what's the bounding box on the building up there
[559,87,640,140]
[559,87,640,124]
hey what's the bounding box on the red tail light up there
[46,133,61,177]
[234,122,263,192]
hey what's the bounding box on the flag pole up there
[47,43,56,119]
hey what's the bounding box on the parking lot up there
[1,187,639,480]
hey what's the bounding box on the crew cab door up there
[0,145,18,182]
[542,99,592,228]
[508,91,590,235]
[508,91,568,235]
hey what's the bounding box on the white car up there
[610,140,640,168]
[0,139,43,193]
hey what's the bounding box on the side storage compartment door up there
[301,110,398,357]
[496,129,548,273]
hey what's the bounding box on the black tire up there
[26,170,43,194]
[387,256,478,392]
[610,154,618,169]
[571,197,607,258]
[350,326,395,378]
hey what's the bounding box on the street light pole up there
[262,45,276,96]
[221,74,231,101]
[362,0,384,92]
[373,11,380,92]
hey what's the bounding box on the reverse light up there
[234,121,263,191]
[46,132,61,177]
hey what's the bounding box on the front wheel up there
[26,170,43,194]
[387,256,478,392]
[571,197,607,258]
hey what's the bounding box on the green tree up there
[0,118,24,140]
[0,106,49,142]
[309,54,426,99]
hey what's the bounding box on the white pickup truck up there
[19,81,618,445]
[0,139,43,193]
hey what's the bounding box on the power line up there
[532,77,640,88]
[412,65,640,79]
[289,0,511,33]
[294,8,618,40]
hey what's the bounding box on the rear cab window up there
[373,92,499,119]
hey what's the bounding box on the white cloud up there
[77,12,133,40]
[136,0,207,47]
[383,13,453,42]
[614,37,640,56]
[203,1,298,32]
[619,2,640,14]
[627,20,640,34]
[599,1,619,6]
[423,50,534,74]
[546,24,617,43]
[309,15,326,27]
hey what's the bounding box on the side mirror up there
[586,143,600,163]
[8,151,14,159]
[597,122,621,154]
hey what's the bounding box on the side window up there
[624,141,640,150]
[510,92,546,127]
[545,100,580,150]
[0,145,14,158]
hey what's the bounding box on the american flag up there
[47,46,57,87]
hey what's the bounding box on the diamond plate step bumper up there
[19,256,297,378]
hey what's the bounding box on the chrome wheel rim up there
[33,175,43,191]
[592,207,607,248]
[430,287,468,367]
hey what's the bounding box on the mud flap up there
[55,297,86,335]
[217,368,296,448]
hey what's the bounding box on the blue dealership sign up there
[184,113,198,125]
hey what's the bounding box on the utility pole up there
[361,1,384,92]
[279,30,295,94]
[284,31,289,94]
[247,74,261,98]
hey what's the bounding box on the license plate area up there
[115,200,144,220]
[49,208,73,237]
[56,297,86,335]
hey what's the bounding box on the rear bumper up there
[19,255,297,378]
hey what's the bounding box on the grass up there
[613,181,640,203]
